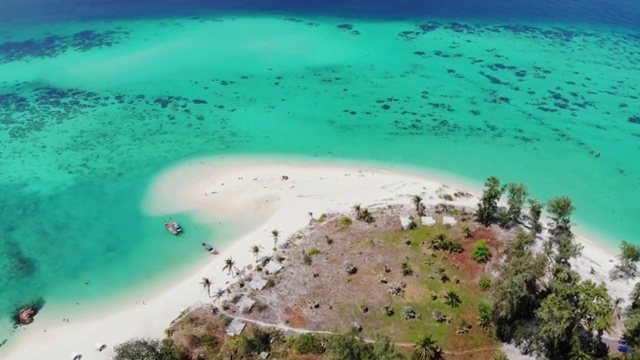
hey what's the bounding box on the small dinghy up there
[202,243,219,254]
[165,219,182,235]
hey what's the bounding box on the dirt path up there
[217,308,336,335]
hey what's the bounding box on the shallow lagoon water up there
[0,0,639,345]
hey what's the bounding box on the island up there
[5,157,639,360]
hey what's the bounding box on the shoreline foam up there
[4,155,631,359]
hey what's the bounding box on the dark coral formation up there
[0,29,128,63]
[400,21,595,43]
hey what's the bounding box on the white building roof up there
[442,216,457,226]
[236,296,256,313]
[248,276,268,290]
[226,318,246,336]
[421,216,436,226]
[264,261,283,274]
[399,216,412,229]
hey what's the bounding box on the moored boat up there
[165,219,182,235]
[202,242,219,254]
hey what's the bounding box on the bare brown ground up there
[218,203,504,354]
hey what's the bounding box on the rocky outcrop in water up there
[17,306,37,325]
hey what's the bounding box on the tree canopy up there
[547,196,575,232]
[113,338,188,360]
[527,198,544,235]
[611,241,640,280]
[476,176,503,226]
[505,183,529,225]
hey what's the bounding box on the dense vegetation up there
[113,330,418,360]
[112,176,640,359]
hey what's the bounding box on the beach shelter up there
[421,216,436,226]
[71,353,82,360]
[96,342,107,351]
[442,216,457,226]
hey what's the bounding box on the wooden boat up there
[202,243,219,254]
[165,220,182,235]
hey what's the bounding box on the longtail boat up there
[165,219,182,235]
[202,243,219,254]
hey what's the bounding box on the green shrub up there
[478,302,493,330]
[199,334,219,350]
[113,338,189,360]
[303,253,312,265]
[293,333,325,355]
[318,213,328,223]
[478,275,492,291]
[308,248,320,256]
[471,240,492,262]
[493,353,509,360]
[340,216,353,227]
[401,262,413,276]
[442,194,454,201]
[448,241,463,253]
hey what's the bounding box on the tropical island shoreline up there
[3,155,635,360]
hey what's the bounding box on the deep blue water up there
[0,0,639,30]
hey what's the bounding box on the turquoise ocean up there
[0,0,639,346]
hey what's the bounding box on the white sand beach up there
[4,155,632,359]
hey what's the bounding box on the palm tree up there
[412,334,442,360]
[251,245,261,261]
[271,229,280,247]
[353,204,362,219]
[213,288,225,299]
[444,291,461,308]
[412,195,424,216]
[613,297,624,319]
[361,208,374,223]
[200,277,212,297]
[478,312,492,330]
[431,233,447,250]
[223,257,235,276]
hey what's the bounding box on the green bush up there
[113,338,189,360]
[340,216,353,227]
[479,275,492,291]
[293,333,325,355]
[308,248,320,256]
[318,213,328,223]
[303,253,312,265]
[471,240,492,263]
[448,241,463,253]
[198,334,219,349]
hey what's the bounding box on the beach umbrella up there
[71,353,82,360]
[96,342,107,351]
